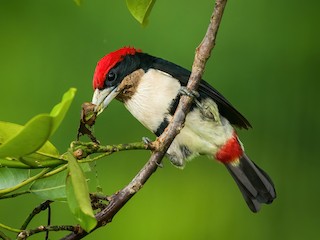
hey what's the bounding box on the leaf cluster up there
[0,89,97,233]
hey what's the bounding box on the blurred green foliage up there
[0,0,319,239]
[126,0,156,25]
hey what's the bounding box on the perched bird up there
[91,47,276,212]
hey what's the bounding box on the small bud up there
[73,149,83,159]
[38,225,45,231]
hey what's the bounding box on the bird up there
[91,47,276,212]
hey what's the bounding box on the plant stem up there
[0,168,51,197]
[42,164,68,178]
[0,223,21,233]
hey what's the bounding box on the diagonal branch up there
[61,0,228,239]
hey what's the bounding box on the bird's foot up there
[179,87,221,124]
[155,161,164,168]
[179,86,203,109]
[179,86,200,99]
[142,137,158,151]
[142,137,163,168]
[142,137,152,145]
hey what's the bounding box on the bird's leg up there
[179,87,221,124]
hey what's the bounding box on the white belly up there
[167,107,234,167]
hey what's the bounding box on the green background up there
[0,0,319,239]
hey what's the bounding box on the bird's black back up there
[136,53,252,129]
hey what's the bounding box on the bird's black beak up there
[92,86,119,115]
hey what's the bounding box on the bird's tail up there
[225,153,276,212]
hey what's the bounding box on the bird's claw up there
[179,87,203,109]
[142,137,164,168]
[142,137,152,145]
[179,86,200,99]
[179,87,221,124]
[142,137,158,150]
[156,161,164,168]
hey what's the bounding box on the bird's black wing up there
[149,56,252,129]
[199,80,252,129]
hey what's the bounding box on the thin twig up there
[0,231,11,240]
[17,225,78,240]
[45,202,52,240]
[20,200,53,230]
[61,0,228,239]
[71,141,150,159]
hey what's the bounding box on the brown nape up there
[116,69,144,102]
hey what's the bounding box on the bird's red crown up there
[93,47,141,89]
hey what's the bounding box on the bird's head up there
[92,47,143,115]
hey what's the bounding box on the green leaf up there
[66,152,97,232]
[0,115,53,159]
[50,88,77,135]
[0,121,62,167]
[19,155,64,168]
[0,121,59,156]
[36,138,60,157]
[0,88,76,166]
[0,168,30,190]
[0,121,21,143]
[126,0,156,25]
[80,162,92,173]
[73,0,82,6]
[0,158,30,168]
[30,162,90,201]
[30,170,67,201]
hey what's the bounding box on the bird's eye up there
[107,70,117,82]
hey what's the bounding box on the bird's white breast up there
[124,69,181,132]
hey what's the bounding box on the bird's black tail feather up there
[225,154,276,212]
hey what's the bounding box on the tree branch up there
[61,0,228,239]
[17,225,78,240]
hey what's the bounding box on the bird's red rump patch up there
[93,47,141,89]
[215,132,243,163]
